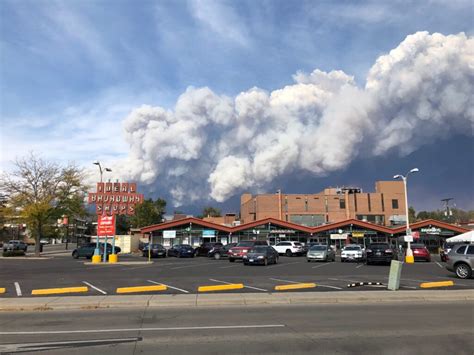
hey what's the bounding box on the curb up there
[1,290,473,312]
[83,261,154,265]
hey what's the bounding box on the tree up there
[1,154,88,256]
[129,198,166,228]
[202,206,221,218]
[408,206,417,223]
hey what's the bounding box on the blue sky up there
[1,0,473,214]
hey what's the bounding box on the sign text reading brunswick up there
[88,182,144,215]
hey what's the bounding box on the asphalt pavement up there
[0,251,472,297]
[1,302,472,354]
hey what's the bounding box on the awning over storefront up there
[446,231,474,243]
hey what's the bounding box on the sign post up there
[97,215,116,263]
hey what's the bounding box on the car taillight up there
[366,249,372,253]
[385,249,393,253]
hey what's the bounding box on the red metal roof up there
[140,217,468,235]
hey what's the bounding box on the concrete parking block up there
[31,286,88,296]
[198,284,244,292]
[420,281,454,288]
[275,283,316,291]
[116,285,167,294]
[84,261,154,265]
[0,288,6,294]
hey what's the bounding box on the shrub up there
[2,250,26,257]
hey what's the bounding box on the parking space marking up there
[82,281,107,295]
[209,279,268,292]
[317,284,343,290]
[435,262,444,269]
[267,261,302,268]
[219,265,240,269]
[14,282,22,297]
[328,277,361,283]
[311,263,333,269]
[171,262,217,270]
[269,278,299,284]
[147,280,190,294]
[355,264,364,269]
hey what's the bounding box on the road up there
[0,302,472,354]
[0,252,471,297]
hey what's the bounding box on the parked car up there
[3,240,28,252]
[40,239,50,245]
[142,243,167,258]
[194,242,223,257]
[72,242,120,259]
[208,243,237,260]
[167,244,195,258]
[440,242,465,262]
[307,245,335,262]
[272,241,305,257]
[411,243,431,262]
[365,243,396,265]
[243,246,279,266]
[446,244,474,279]
[228,241,268,262]
[340,244,365,262]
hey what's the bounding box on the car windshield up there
[310,246,327,251]
[344,246,361,251]
[180,245,192,249]
[250,246,267,253]
[237,241,254,247]
[294,242,302,246]
[369,244,389,248]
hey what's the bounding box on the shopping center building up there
[240,180,408,227]
[141,217,469,253]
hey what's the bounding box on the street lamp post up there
[394,168,419,264]
[92,161,112,260]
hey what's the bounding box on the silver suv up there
[446,244,474,279]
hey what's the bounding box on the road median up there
[1,289,472,312]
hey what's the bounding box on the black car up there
[72,243,120,259]
[142,243,167,258]
[167,244,195,258]
[365,243,396,265]
[194,242,223,257]
[243,246,279,266]
[208,243,237,260]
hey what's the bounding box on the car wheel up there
[214,253,221,260]
[307,259,311,262]
[274,257,278,264]
[366,260,371,265]
[194,250,199,257]
[229,258,235,262]
[455,263,472,279]
[177,253,181,258]
[264,258,268,266]
[285,249,292,257]
[72,251,79,259]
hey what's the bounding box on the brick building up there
[240,181,407,227]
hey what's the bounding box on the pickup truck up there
[3,240,28,252]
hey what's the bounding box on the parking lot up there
[1,249,472,298]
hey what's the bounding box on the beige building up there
[240,181,407,227]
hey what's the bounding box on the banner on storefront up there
[330,233,348,240]
[352,232,365,238]
[202,230,215,236]
[163,230,176,238]
[420,227,441,235]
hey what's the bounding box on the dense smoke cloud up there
[120,32,473,206]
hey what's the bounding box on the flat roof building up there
[240,181,407,227]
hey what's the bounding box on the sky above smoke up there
[119,32,473,206]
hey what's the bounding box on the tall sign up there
[97,215,116,236]
[88,182,144,215]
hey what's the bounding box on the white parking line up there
[269,278,299,284]
[311,263,332,269]
[147,280,190,294]
[82,281,107,295]
[267,261,302,268]
[14,282,22,297]
[219,265,240,269]
[328,277,361,283]
[171,262,216,270]
[209,278,268,292]
[317,284,343,290]
[435,262,444,269]
[355,264,364,269]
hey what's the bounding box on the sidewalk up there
[1,289,472,312]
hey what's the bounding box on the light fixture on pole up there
[393,168,419,264]
[93,161,112,183]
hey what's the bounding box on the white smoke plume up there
[119,32,473,206]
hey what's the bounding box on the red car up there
[228,240,268,262]
[411,244,431,262]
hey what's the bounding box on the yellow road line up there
[31,286,88,295]
[0,288,6,294]
[275,283,316,291]
[420,281,454,288]
[198,284,244,292]
[116,285,167,294]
